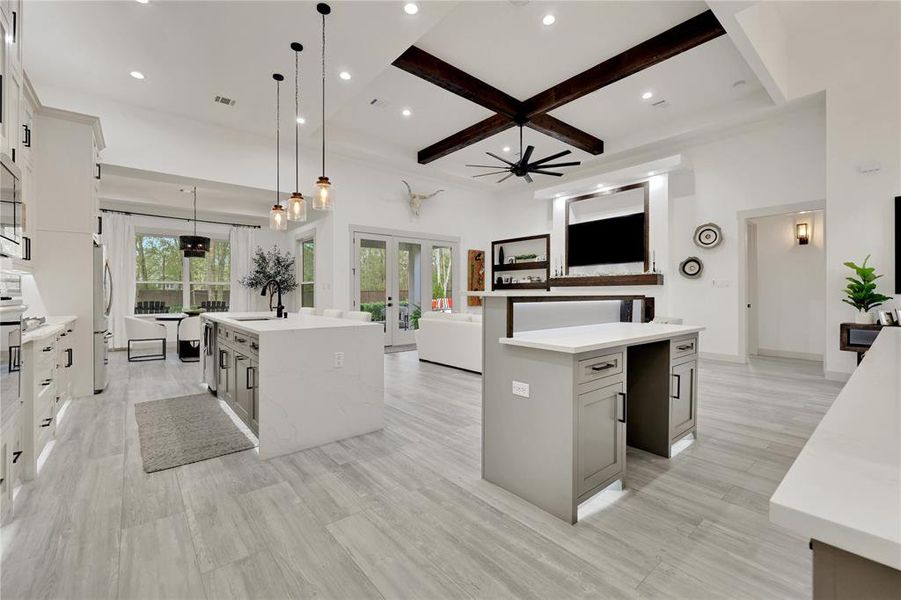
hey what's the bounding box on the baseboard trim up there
[699,352,746,364]
[419,358,482,375]
[824,370,851,383]
[756,348,823,362]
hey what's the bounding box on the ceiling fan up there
[466,126,581,183]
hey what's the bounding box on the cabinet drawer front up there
[671,336,698,360]
[577,352,624,385]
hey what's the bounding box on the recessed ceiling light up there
[641,91,653,100]
[647,171,656,176]
[542,14,556,26]
[296,116,306,124]
[135,0,149,3]
[130,71,145,80]
[338,71,351,81]
[401,108,412,117]
[502,146,511,153]
[404,3,418,15]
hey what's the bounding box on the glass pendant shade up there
[179,235,210,258]
[287,192,307,221]
[269,203,287,231]
[313,176,333,210]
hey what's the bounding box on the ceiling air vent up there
[214,95,237,107]
[369,98,390,108]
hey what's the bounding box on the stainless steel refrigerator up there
[93,241,112,393]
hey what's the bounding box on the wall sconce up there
[796,222,810,245]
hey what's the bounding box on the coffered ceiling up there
[26,1,771,189]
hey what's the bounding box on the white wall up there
[753,210,825,360]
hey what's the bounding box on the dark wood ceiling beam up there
[417,114,515,164]
[392,46,522,119]
[525,114,605,155]
[522,10,726,117]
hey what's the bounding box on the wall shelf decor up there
[549,273,664,287]
[679,256,703,278]
[491,234,550,291]
[693,223,722,248]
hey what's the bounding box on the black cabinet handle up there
[672,373,682,400]
[250,342,259,351]
[617,392,627,424]
[246,366,254,390]
[95,163,101,180]
[66,348,73,367]
[677,343,694,351]
[41,417,53,427]
[12,450,22,464]
[219,350,228,369]
[97,215,103,235]
[591,362,616,372]
[42,346,52,352]
[22,236,31,261]
[22,124,30,148]
[41,379,52,386]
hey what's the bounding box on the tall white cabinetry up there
[33,109,105,398]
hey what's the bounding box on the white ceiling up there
[27,0,771,192]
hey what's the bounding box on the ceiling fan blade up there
[520,145,535,166]
[529,170,565,177]
[528,150,572,167]
[497,173,514,183]
[530,161,581,169]
[472,170,512,178]
[485,152,516,166]
[523,173,533,184]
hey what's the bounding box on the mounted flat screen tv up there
[568,212,645,266]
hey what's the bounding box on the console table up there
[839,323,884,364]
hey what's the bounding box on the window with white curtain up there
[134,233,230,313]
[298,237,315,307]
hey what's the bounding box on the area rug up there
[134,394,256,473]
[385,344,417,354]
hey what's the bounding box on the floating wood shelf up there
[493,261,549,272]
[493,281,550,290]
[549,273,664,287]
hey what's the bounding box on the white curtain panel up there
[229,226,256,312]
[102,212,136,349]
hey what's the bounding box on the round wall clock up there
[694,223,723,248]
[679,256,703,279]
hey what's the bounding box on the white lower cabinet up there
[577,379,626,497]
[670,358,697,439]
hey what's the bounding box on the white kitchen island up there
[770,327,901,598]
[200,312,383,460]
[477,291,704,523]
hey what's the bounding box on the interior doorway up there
[744,208,826,362]
[352,231,458,347]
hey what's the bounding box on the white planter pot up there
[855,311,874,325]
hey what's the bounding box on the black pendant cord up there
[295,48,300,191]
[272,73,284,206]
[192,186,198,236]
[320,10,326,178]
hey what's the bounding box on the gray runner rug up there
[134,393,256,473]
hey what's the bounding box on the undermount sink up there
[232,316,278,322]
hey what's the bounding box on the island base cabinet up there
[670,357,697,441]
[577,380,626,498]
[812,540,901,600]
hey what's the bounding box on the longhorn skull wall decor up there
[402,180,444,216]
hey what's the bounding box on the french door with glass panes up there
[353,233,456,347]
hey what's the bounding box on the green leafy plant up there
[239,246,299,293]
[514,253,538,261]
[842,255,891,312]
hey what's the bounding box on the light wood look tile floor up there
[1,350,842,599]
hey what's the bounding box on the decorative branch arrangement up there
[239,246,299,293]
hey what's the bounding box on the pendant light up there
[287,42,307,222]
[313,2,333,210]
[269,73,287,231]
[179,186,211,258]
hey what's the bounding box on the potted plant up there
[842,255,892,324]
[239,246,299,309]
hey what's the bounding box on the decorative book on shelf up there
[491,234,550,291]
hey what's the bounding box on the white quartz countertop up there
[468,290,648,298]
[21,315,77,344]
[499,322,704,354]
[770,327,901,570]
[201,311,378,335]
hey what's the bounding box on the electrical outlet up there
[512,381,530,398]
[712,279,731,288]
[334,352,344,368]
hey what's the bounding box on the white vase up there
[855,310,874,325]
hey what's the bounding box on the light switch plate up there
[512,381,530,398]
[334,352,344,368]
[712,279,731,288]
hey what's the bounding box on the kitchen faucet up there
[261,279,285,318]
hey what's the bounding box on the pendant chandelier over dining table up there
[313,2,334,211]
[269,73,287,231]
[179,186,211,257]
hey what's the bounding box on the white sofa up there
[414,311,482,373]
